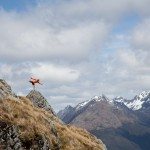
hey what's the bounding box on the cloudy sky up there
[0,0,150,112]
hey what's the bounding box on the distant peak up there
[113,91,150,111]
[75,100,91,110]
[91,95,99,100]
[75,94,113,110]
[92,94,112,103]
[65,105,73,109]
[115,96,124,99]
[102,94,109,100]
[113,96,125,103]
[136,91,150,100]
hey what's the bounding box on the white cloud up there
[42,0,150,22]
[0,0,150,111]
[117,49,139,67]
[0,7,109,63]
[131,19,150,51]
[48,95,82,112]
[30,63,80,83]
[1,0,150,63]
[0,64,13,78]
[130,18,150,66]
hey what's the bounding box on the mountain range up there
[58,91,150,150]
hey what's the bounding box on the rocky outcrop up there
[26,90,55,115]
[0,79,16,100]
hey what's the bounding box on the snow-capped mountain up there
[58,91,150,126]
[114,91,150,110]
[129,91,150,110]
[75,99,91,110]
[58,94,114,123]
[75,95,110,110]
[58,91,150,122]
[58,94,133,125]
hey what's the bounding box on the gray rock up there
[0,79,17,100]
[0,121,52,150]
[0,121,22,150]
[26,90,56,115]
[0,79,12,99]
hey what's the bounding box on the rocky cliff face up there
[0,79,106,150]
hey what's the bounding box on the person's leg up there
[32,83,35,90]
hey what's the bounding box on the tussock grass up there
[0,97,104,150]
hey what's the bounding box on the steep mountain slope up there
[0,79,106,150]
[71,99,137,131]
[58,93,150,150]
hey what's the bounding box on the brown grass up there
[0,97,105,150]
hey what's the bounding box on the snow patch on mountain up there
[114,91,150,110]
[75,95,112,110]
[91,95,104,102]
[137,91,149,100]
[65,91,150,113]
[126,91,150,110]
[126,100,143,110]
[92,95,99,101]
[114,96,124,103]
[75,100,91,110]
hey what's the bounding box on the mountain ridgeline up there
[0,79,106,150]
[58,92,150,150]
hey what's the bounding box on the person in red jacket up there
[29,77,42,90]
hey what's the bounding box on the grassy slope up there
[0,96,105,150]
